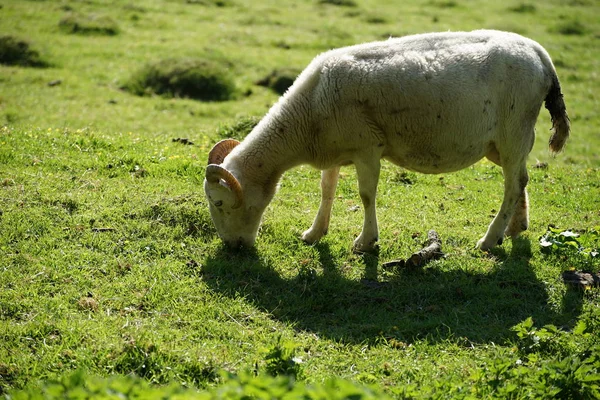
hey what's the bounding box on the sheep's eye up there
[214,200,223,207]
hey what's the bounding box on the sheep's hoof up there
[301,228,325,244]
[352,238,379,254]
[353,244,380,254]
[476,235,502,251]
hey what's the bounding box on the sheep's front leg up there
[302,166,341,244]
[477,161,528,251]
[353,159,381,253]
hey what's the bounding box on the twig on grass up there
[383,230,445,270]
[562,270,600,290]
[91,227,116,232]
[172,137,194,145]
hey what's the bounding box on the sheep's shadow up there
[197,237,582,344]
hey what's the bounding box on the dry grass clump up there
[123,58,238,102]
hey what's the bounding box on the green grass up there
[1,0,600,397]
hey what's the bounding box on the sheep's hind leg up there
[484,148,529,241]
[352,158,381,253]
[505,188,529,238]
[477,160,529,250]
[302,166,341,244]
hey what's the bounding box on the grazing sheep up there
[204,30,570,252]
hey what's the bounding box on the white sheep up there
[204,30,570,252]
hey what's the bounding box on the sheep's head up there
[204,139,264,249]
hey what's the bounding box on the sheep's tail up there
[545,74,570,154]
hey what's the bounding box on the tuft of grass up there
[552,19,589,36]
[256,68,300,95]
[430,0,459,8]
[123,58,238,102]
[0,35,49,67]
[185,0,235,6]
[318,0,358,7]
[58,13,120,36]
[365,15,388,24]
[509,3,536,13]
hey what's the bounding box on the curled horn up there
[205,164,243,209]
[208,139,240,165]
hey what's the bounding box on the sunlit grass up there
[1,0,599,396]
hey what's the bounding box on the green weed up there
[540,226,600,271]
[263,336,304,378]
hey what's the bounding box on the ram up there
[204,30,570,252]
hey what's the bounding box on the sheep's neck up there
[236,101,312,187]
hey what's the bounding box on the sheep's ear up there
[208,139,240,165]
[206,164,243,209]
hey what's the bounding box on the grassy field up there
[1,0,600,398]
